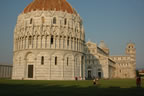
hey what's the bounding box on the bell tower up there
[125,42,136,78]
[125,42,136,59]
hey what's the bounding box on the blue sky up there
[0,0,144,69]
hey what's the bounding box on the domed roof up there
[24,0,75,14]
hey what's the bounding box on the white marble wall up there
[110,43,136,78]
[0,65,12,79]
[85,41,115,79]
[12,10,86,80]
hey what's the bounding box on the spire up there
[99,40,109,55]
[99,40,108,49]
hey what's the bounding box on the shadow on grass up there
[0,83,144,96]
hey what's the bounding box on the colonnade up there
[15,35,85,52]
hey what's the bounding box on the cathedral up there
[85,41,136,79]
[12,0,136,80]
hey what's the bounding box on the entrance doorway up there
[28,65,33,78]
[98,72,102,78]
[88,70,92,78]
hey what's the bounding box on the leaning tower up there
[126,42,136,59]
[12,0,85,80]
[125,42,136,78]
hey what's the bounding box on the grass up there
[0,79,144,96]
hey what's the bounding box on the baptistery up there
[12,0,85,80]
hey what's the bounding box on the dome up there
[24,0,75,14]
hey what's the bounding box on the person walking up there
[136,76,141,88]
[93,78,96,86]
[96,77,99,85]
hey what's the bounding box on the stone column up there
[57,37,60,49]
[82,42,84,52]
[79,40,81,52]
[17,39,19,50]
[22,38,24,49]
[77,39,79,51]
[62,58,64,80]
[36,37,38,48]
[34,57,37,80]
[22,38,24,50]
[59,37,62,49]
[63,37,65,49]
[54,36,57,49]
[72,58,75,80]
[17,38,19,50]
[20,38,22,50]
[24,58,27,79]
[69,38,72,50]
[62,37,64,49]
[59,37,61,49]
[73,39,75,51]
[45,36,47,48]
[71,38,74,50]
[83,56,85,80]
[65,37,67,49]
[33,36,36,49]
[29,37,32,49]
[42,36,45,49]
[25,37,28,49]
[37,36,41,49]
[75,39,77,51]
[81,41,83,52]
[80,56,82,80]
[49,57,51,80]
[47,35,50,48]
[19,38,21,50]
[74,58,76,79]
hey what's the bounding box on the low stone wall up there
[0,65,12,79]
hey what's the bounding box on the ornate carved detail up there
[14,10,85,52]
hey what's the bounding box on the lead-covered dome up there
[24,0,75,14]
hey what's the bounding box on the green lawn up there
[0,79,143,96]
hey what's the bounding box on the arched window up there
[29,36,32,45]
[41,17,45,24]
[67,37,69,46]
[55,56,57,65]
[30,18,33,24]
[51,35,54,45]
[82,56,84,64]
[67,57,69,66]
[41,56,44,65]
[64,18,67,25]
[53,17,56,24]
